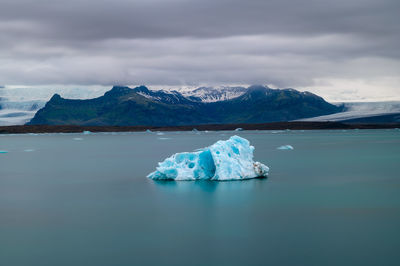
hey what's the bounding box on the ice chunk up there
[235,128,243,131]
[147,136,269,181]
[83,130,91,135]
[277,145,294,150]
[73,137,83,141]
[24,149,35,152]
[0,150,8,153]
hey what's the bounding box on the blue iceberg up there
[147,136,269,181]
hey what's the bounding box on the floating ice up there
[148,136,269,181]
[83,130,91,135]
[24,149,35,152]
[73,137,83,141]
[235,128,243,131]
[277,145,294,150]
[156,132,165,135]
[0,150,8,153]
[271,130,284,134]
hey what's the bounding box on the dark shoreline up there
[1,122,399,134]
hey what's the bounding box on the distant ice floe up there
[73,137,83,141]
[83,131,91,135]
[23,149,35,152]
[0,150,8,153]
[148,135,269,181]
[277,145,294,150]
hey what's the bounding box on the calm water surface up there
[1,130,400,266]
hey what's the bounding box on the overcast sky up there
[1,0,399,101]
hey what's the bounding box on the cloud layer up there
[1,0,399,101]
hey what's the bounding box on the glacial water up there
[1,130,400,266]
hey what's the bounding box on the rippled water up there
[1,130,400,266]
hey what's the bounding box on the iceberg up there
[277,145,294,150]
[147,136,269,181]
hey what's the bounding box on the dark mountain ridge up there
[28,85,343,126]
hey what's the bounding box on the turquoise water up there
[1,130,400,266]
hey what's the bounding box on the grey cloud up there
[1,0,399,40]
[1,35,398,86]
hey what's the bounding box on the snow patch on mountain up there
[136,91,157,100]
[179,86,247,102]
[134,86,248,103]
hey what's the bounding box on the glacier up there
[147,136,269,181]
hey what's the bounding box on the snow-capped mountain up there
[179,86,247,102]
[28,85,343,126]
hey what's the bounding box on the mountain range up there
[28,85,343,126]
